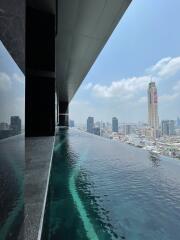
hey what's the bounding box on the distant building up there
[69,119,75,127]
[124,124,131,135]
[10,116,21,135]
[87,117,94,133]
[95,121,101,128]
[93,127,100,136]
[148,82,159,137]
[177,117,180,127]
[0,122,9,131]
[112,117,118,132]
[161,120,175,136]
[0,122,12,139]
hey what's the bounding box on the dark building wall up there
[26,7,55,136]
[112,117,118,133]
[0,0,25,72]
[87,117,94,133]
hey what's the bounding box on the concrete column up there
[25,7,55,136]
[59,101,69,127]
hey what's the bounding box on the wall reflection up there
[0,40,24,139]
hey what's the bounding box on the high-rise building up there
[162,120,175,136]
[10,116,21,135]
[0,122,12,139]
[148,82,159,137]
[112,117,118,132]
[87,117,94,133]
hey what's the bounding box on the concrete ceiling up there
[56,0,132,102]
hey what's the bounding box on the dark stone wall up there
[25,7,55,136]
[0,0,25,72]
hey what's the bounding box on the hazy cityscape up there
[70,82,180,159]
[0,116,22,139]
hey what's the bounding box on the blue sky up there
[70,0,180,124]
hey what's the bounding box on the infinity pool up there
[42,128,180,240]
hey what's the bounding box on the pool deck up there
[25,136,55,240]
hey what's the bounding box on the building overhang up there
[56,0,132,102]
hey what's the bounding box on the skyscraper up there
[112,117,118,132]
[10,116,21,135]
[148,82,159,137]
[162,120,175,136]
[87,117,94,133]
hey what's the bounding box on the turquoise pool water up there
[42,128,180,240]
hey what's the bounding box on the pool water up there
[42,128,180,240]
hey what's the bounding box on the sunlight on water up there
[69,150,99,240]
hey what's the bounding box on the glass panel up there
[0,40,24,239]
[0,40,24,139]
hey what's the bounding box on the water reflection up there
[149,154,161,168]
[0,40,24,239]
[0,41,24,140]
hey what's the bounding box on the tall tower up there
[112,117,118,132]
[148,82,159,136]
[87,117,94,133]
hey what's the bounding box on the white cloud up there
[149,56,180,78]
[0,72,11,91]
[148,57,171,73]
[86,56,180,101]
[13,73,25,84]
[92,76,151,99]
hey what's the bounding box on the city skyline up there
[69,0,180,124]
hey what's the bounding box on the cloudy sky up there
[69,0,180,124]
[0,41,24,124]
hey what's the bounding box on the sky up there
[69,0,180,124]
[0,41,25,124]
